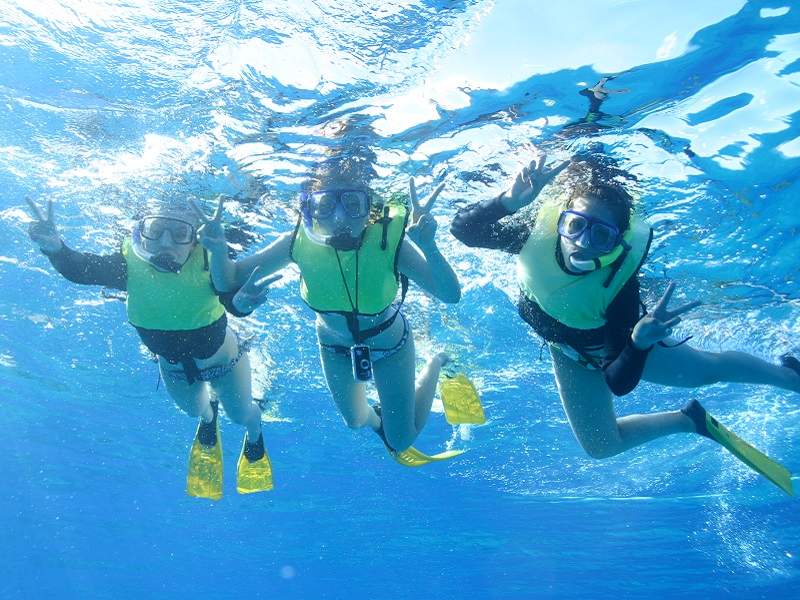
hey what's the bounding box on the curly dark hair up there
[560,155,636,231]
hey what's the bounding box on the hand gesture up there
[407,178,444,252]
[232,267,282,314]
[190,196,227,254]
[26,198,63,254]
[503,153,568,212]
[631,282,701,350]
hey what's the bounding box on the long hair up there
[303,116,388,223]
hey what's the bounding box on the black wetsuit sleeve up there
[214,286,253,318]
[44,243,127,291]
[601,276,651,396]
[450,194,533,254]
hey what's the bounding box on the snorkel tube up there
[298,192,364,251]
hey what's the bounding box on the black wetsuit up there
[450,195,651,396]
[43,243,247,366]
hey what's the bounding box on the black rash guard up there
[43,242,249,362]
[450,194,650,396]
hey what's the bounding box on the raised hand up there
[407,178,444,252]
[190,196,227,254]
[232,267,282,314]
[503,153,569,212]
[631,282,701,350]
[26,198,63,253]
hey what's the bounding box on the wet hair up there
[303,116,388,224]
[560,155,636,231]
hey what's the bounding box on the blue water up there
[2,1,800,598]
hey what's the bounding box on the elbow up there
[438,283,462,304]
[449,222,472,247]
[603,372,635,397]
[441,289,461,304]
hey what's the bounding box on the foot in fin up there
[236,432,273,494]
[780,354,800,374]
[187,400,224,501]
[372,404,465,467]
[780,354,800,392]
[440,373,485,425]
[681,399,793,496]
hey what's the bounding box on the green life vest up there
[517,200,653,330]
[290,205,408,315]
[121,238,224,331]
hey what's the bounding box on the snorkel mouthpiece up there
[568,254,602,272]
[150,253,183,273]
[327,231,361,251]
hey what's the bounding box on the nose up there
[574,228,592,249]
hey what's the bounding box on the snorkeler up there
[199,153,470,466]
[450,152,798,494]
[26,197,275,499]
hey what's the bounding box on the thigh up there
[158,356,208,414]
[372,332,417,442]
[549,347,620,451]
[206,328,253,414]
[318,344,370,426]
[641,341,717,387]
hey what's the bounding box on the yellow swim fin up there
[392,446,465,467]
[682,399,794,496]
[187,401,223,501]
[236,433,274,494]
[373,404,464,467]
[440,373,485,425]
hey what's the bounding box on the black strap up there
[334,236,409,344]
[180,358,202,385]
[353,275,409,342]
[379,206,391,250]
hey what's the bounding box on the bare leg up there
[373,335,449,451]
[318,347,380,431]
[551,348,694,459]
[158,358,214,422]
[208,329,262,442]
[642,341,800,392]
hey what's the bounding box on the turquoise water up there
[1,1,799,598]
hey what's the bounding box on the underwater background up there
[1,1,799,598]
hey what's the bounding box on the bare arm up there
[397,236,461,303]
[231,231,294,288]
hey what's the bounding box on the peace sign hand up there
[409,178,445,225]
[26,197,63,254]
[631,282,701,350]
[190,196,228,254]
[503,153,569,212]
[407,178,445,253]
[232,267,282,314]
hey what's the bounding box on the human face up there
[306,187,371,240]
[558,196,622,263]
[139,216,196,269]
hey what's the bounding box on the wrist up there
[498,190,518,212]
[419,241,441,256]
[630,334,653,352]
[40,239,64,255]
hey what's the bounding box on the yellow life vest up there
[121,238,224,330]
[516,200,652,330]
[289,204,408,315]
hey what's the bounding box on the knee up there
[576,437,620,460]
[224,403,253,426]
[183,404,204,419]
[342,414,369,430]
